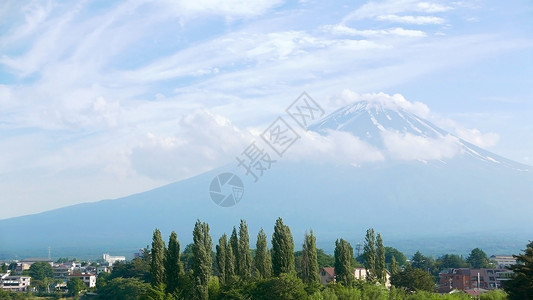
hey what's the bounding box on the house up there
[319,267,391,287]
[438,268,512,293]
[68,273,96,288]
[0,272,31,292]
[320,267,335,285]
[97,266,110,275]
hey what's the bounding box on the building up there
[438,268,513,293]
[102,253,126,266]
[97,266,110,275]
[19,258,53,271]
[68,273,96,288]
[0,273,31,292]
[53,264,74,279]
[319,267,391,287]
[320,267,335,285]
[490,255,516,269]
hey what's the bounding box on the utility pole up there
[355,243,362,257]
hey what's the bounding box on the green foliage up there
[67,277,86,297]
[389,256,399,275]
[110,257,151,282]
[181,243,194,271]
[410,251,437,276]
[0,289,30,300]
[301,230,320,284]
[505,241,533,299]
[466,248,491,268]
[225,240,236,284]
[165,231,183,295]
[253,228,271,279]
[384,246,407,266]
[192,219,212,300]
[271,217,295,276]
[317,249,335,268]
[375,233,386,285]
[390,265,435,293]
[216,234,227,285]
[98,277,150,300]
[28,261,53,281]
[479,289,508,300]
[436,254,468,270]
[1,263,8,273]
[29,261,54,292]
[230,227,239,277]
[151,228,166,287]
[238,220,252,279]
[334,238,354,287]
[248,272,307,300]
[363,228,377,284]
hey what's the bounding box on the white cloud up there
[454,127,499,148]
[286,129,385,164]
[130,110,251,180]
[331,90,431,118]
[376,14,445,24]
[382,130,461,160]
[346,0,454,21]
[163,0,283,19]
[324,24,426,37]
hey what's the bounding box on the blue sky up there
[0,0,532,219]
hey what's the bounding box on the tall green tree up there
[466,248,491,268]
[389,256,399,275]
[192,220,212,300]
[225,239,236,283]
[229,227,239,276]
[301,230,319,284]
[150,228,166,288]
[254,228,271,279]
[375,233,387,285]
[216,234,227,285]
[363,228,377,283]
[334,238,354,287]
[165,231,183,295]
[271,217,295,276]
[505,241,533,300]
[238,220,252,279]
[67,277,86,298]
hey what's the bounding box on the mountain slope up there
[1,101,532,259]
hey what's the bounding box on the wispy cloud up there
[324,24,427,37]
[376,14,445,24]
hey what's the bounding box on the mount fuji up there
[1,99,532,259]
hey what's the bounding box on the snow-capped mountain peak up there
[308,100,530,171]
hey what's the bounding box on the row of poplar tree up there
[148,217,390,300]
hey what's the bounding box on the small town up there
[1,218,531,299]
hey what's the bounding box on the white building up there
[68,273,96,288]
[102,253,126,266]
[490,255,516,269]
[0,272,31,292]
